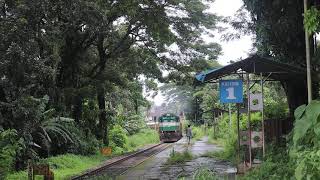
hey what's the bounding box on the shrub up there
[241,147,294,180]
[0,129,24,179]
[290,101,320,180]
[109,125,127,149]
[75,132,102,155]
[50,123,102,156]
[191,126,206,141]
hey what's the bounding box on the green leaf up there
[314,123,320,137]
[294,104,306,120]
[295,161,305,180]
[293,115,312,147]
[305,100,320,124]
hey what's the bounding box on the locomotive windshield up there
[158,114,179,122]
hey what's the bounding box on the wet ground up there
[117,137,236,180]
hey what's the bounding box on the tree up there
[0,0,223,159]
[233,0,320,114]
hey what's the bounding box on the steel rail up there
[71,143,170,179]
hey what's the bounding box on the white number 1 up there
[226,87,236,99]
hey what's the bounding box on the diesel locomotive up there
[158,113,182,142]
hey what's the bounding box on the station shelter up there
[194,55,316,172]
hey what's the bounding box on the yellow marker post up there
[100,147,112,156]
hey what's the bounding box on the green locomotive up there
[158,113,182,142]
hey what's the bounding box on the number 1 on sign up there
[226,87,236,99]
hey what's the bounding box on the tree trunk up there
[282,80,308,117]
[97,86,109,145]
[282,79,319,117]
[72,93,83,124]
[135,99,139,114]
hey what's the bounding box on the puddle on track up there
[117,137,236,180]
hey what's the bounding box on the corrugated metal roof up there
[195,55,312,83]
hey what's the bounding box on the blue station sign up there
[219,80,243,103]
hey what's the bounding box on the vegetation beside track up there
[178,168,219,180]
[241,101,320,179]
[193,169,219,180]
[191,126,207,141]
[6,154,107,180]
[165,149,193,165]
[6,129,159,180]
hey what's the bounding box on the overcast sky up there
[151,0,253,105]
[208,0,253,65]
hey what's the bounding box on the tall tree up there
[232,0,320,113]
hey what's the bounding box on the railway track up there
[72,143,171,180]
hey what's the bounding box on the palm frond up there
[39,126,52,143]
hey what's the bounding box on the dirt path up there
[117,136,236,180]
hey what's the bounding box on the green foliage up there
[293,149,320,180]
[166,149,193,165]
[243,101,320,180]
[292,101,320,148]
[0,129,24,179]
[290,101,320,180]
[6,154,107,180]
[123,114,147,135]
[304,7,320,34]
[109,125,127,149]
[17,95,75,158]
[126,129,160,151]
[191,126,206,141]
[68,127,102,155]
[240,0,306,64]
[6,129,159,179]
[206,112,262,164]
[203,138,237,164]
[193,168,218,180]
[241,147,294,180]
[263,83,289,119]
[0,0,222,175]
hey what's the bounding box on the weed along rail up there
[72,143,171,179]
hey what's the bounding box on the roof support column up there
[304,0,312,103]
[246,73,252,167]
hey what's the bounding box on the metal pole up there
[260,73,265,158]
[247,73,252,167]
[213,110,216,138]
[304,0,312,103]
[237,103,241,169]
[229,103,232,128]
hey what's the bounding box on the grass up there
[6,154,107,180]
[201,150,234,163]
[201,142,237,165]
[165,149,193,165]
[202,125,237,165]
[178,168,219,180]
[126,129,160,151]
[193,168,219,180]
[6,128,160,180]
[191,125,206,141]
